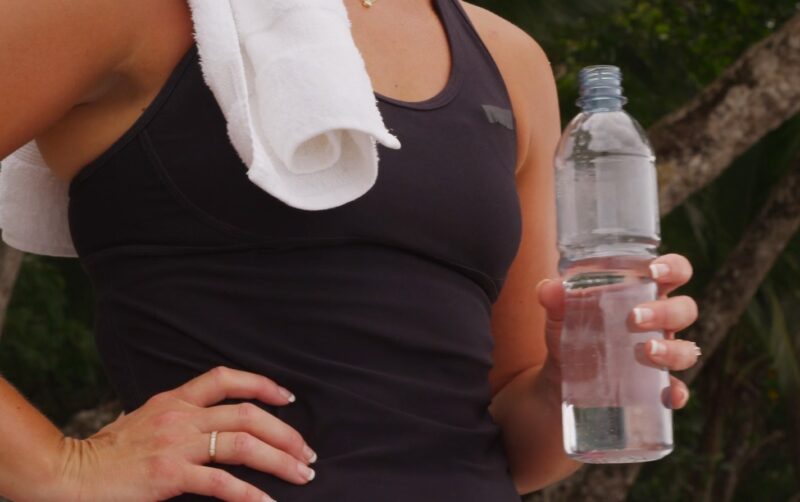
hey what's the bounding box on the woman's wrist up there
[490,363,560,428]
[52,437,85,501]
[0,375,80,502]
[0,434,75,502]
[489,362,581,493]
[30,436,84,502]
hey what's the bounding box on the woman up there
[0,0,699,500]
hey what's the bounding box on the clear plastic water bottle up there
[554,66,673,463]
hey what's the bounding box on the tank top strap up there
[435,0,514,107]
[432,0,467,71]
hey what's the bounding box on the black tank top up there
[69,1,523,500]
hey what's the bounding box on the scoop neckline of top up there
[70,2,463,192]
[373,0,464,110]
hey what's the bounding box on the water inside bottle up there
[560,255,673,463]
[555,115,660,266]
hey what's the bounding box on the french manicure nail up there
[694,343,702,357]
[303,445,318,463]
[650,339,666,356]
[634,307,655,325]
[677,386,689,407]
[650,263,670,279]
[278,387,296,403]
[298,462,315,481]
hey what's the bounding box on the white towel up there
[0,144,75,257]
[0,0,401,258]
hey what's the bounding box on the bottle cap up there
[577,65,628,110]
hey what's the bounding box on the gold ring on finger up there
[209,430,218,463]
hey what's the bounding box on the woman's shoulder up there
[460,2,551,65]
[460,1,556,106]
[460,2,560,174]
[6,0,194,180]
[0,0,192,162]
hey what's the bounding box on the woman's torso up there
[62,1,524,500]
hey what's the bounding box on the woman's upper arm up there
[0,0,146,159]
[466,6,562,394]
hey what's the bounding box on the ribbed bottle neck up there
[577,65,628,112]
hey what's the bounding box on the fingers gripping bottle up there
[554,66,673,463]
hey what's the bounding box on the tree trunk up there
[683,154,800,383]
[694,345,735,502]
[0,244,23,502]
[720,429,784,502]
[0,242,22,340]
[651,12,800,215]
[788,389,800,489]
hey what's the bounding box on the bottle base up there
[566,445,673,464]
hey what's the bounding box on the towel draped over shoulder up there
[0,0,400,258]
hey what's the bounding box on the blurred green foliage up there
[0,256,110,425]
[476,0,798,127]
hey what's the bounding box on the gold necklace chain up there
[362,0,378,7]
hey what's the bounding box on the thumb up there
[536,278,565,322]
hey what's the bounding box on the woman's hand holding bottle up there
[536,253,700,410]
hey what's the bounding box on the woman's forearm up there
[489,364,582,495]
[0,375,68,501]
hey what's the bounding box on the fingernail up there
[262,495,276,502]
[694,343,702,357]
[650,263,670,279]
[535,278,551,290]
[649,339,666,356]
[634,307,655,325]
[303,444,318,463]
[677,386,689,407]
[278,387,296,403]
[298,462,315,481]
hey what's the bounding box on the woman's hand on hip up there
[56,366,316,502]
[535,253,700,409]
